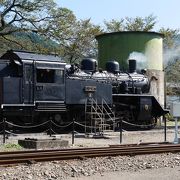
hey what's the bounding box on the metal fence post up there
[3,117,6,144]
[163,115,167,142]
[174,117,179,144]
[49,116,52,137]
[72,118,75,145]
[120,119,122,144]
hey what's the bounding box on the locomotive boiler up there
[0,49,167,132]
[68,57,166,129]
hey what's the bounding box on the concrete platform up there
[18,138,69,149]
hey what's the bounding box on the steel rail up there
[1,143,180,166]
[0,144,179,157]
[0,141,171,155]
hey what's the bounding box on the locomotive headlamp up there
[144,104,149,111]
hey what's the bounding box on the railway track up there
[0,143,180,166]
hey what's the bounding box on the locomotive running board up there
[1,104,35,108]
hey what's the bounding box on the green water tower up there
[95,31,163,71]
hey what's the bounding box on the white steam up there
[163,45,180,66]
[128,51,147,70]
[127,41,180,71]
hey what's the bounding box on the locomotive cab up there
[0,54,22,105]
[0,50,66,117]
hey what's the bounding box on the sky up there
[55,0,180,30]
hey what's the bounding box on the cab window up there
[36,69,64,84]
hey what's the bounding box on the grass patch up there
[4,143,21,149]
[0,143,22,151]
[161,120,180,127]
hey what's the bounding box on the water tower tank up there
[95,31,163,71]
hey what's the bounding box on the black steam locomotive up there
[0,50,166,131]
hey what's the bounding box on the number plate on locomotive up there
[84,86,96,92]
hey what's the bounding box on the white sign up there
[170,102,180,117]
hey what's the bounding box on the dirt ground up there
[61,128,176,148]
[1,128,175,147]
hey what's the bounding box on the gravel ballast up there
[0,129,180,180]
[0,153,180,180]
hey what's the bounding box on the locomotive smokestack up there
[129,59,136,73]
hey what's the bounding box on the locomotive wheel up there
[54,114,64,124]
[115,110,135,130]
[115,110,157,130]
[145,118,157,129]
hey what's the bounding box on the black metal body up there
[66,78,112,105]
[0,50,167,130]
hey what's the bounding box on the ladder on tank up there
[84,98,115,135]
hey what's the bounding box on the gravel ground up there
[1,128,175,147]
[0,128,180,180]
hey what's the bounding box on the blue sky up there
[55,0,180,30]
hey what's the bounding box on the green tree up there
[125,14,156,31]
[159,27,179,48]
[59,19,102,63]
[103,15,157,32]
[0,0,75,54]
[0,0,56,35]
[104,19,124,32]
[0,1,102,61]
[39,7,76,41]
[0,0,58,52]
[165,59,180,95]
